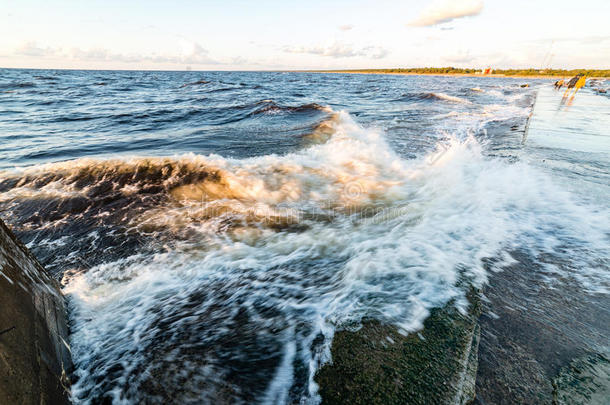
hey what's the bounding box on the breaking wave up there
[180,79,210,87]
[251,101,330,116]
[395,92,473,104]
[1,108,608,403]
[427,92,473,104]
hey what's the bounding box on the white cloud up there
[284,43,388,59]
[175,40,219,64]
[15,41,55,57]
[362,46,389,59]
[338,24,354,31]
[12,41,219,65]
[409,0,483,27]
[530,35,610,45]
[284,43,355,58]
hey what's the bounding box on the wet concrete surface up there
[0,218,72,404]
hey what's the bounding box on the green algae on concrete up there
[553,353,610,405]
[315,289,481,405]
[0,218,72,404]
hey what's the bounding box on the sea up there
[0,69,608,404]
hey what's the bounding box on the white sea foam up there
[54,110,610,403]
[432,92,472,104]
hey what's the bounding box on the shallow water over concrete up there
[475,86,610,404]
[0,71,607,403]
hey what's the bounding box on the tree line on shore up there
[324,67,610,77]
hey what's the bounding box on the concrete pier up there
[474,86,610,404]
[0,219,72,404]
[523,85,610,201]
[316,86,610,404]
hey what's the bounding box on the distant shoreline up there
[307,70,608,80]
[1,66,607,79]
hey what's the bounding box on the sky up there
[1,0,609,70]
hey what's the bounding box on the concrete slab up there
[0,219,72,405]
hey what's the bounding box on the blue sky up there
[1,0,609,70]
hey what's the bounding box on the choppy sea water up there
[0,70,608,404]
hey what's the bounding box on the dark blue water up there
[0,69,535,169]
[0,69,607,404]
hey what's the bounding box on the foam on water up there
[1,71,608,403]
[36,111,605,403]
[431,92,473,104]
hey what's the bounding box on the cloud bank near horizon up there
[13,40,221,66]
[338,24,354,31]
[409,0,484,27]
[1,0,608,70]
[283,43,389,59]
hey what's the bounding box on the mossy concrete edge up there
[0,218,72,404]
[315,289,481,405]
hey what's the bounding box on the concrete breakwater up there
[315,86,610,404]
[315,289,481,405]
[0,218,72,404]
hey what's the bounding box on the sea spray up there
[19,112,601,403]
[1,71,608,404]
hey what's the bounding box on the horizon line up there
[2,66,609,73]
